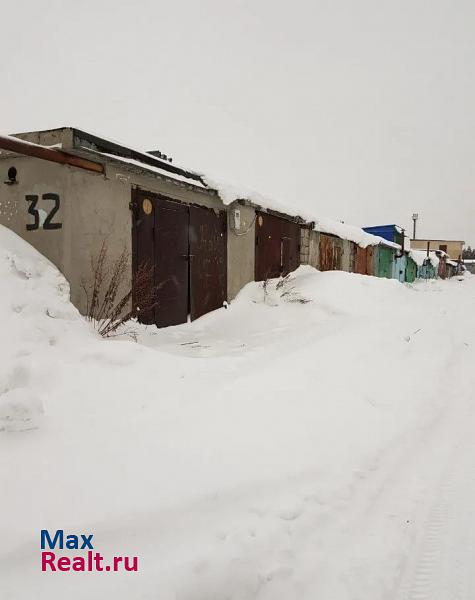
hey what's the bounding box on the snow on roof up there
[71,127,200,173]
[447,259,459,267]
[429,252,440,268]
[97,152,207,189]
[6,127,206,189]
[313,217,400,249]
[202,175,308,218]
[13,125,169,164]
[409,250,440,268]
[1,128,400,250]
[203,174,400,249]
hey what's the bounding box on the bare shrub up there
[277,274,311,303]
[81,241,158,337]
[260,273,311,305]
[262,277,269,302]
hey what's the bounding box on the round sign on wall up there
[142,198,153,215]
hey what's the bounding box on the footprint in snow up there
[0,388,44,432]
[276,506,304,521]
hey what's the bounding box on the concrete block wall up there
[0,154,224,314]
[307,230,320,269]
[300,227,310,264]
[341,239,354,272]
[227,201,256,300]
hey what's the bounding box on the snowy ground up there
[1,226,475,599]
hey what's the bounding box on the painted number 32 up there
[26,194,62,230]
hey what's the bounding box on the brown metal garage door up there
[132,191,189,327]
[354,245,368,275]
[189,204,227,321]
[132,190,227,327]
[282,219,301,275]
[255,212,300,281]
[154,197,189,327]
[318,233,343,271]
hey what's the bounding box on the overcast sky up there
[2,0,474,245]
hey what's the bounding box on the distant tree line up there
[462,246,475,259]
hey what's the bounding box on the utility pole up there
[412,213,419,239]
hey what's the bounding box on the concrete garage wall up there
[0,154,225,315]
[0,156,133,314]
[300,227,310,264]
[0,156,68,269]
[13,128,75,149]
[341,239,354,272]
[307,230,320,269]
[226,201,256,300]
[1,128,281,311]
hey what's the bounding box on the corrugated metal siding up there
[418,263,437,279]
[366,246,375,276]
[438,256,447,279]
[376,246,393,278]
[341,239,354,272]
[354,245,368,275]
[405,257,417,283]
[393,254,406,282]
[362,225,402,245]
[318,233,343,271]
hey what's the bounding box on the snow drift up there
[0,226,80,432]
[1,225,474,600]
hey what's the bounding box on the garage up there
[132,189,227,327]
[318,233,343,271]
[254,211,300,281]
[354,245,368,275]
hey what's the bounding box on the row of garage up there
[131,188,303,327]
[303,228,455,284]
[0,127,458,331]
[130,189,449,328]
[304,229,399,279]
[0,124,306,329]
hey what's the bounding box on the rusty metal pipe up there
[0,134,104,174]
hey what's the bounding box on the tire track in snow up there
[399,406,475,600]
[401,472,453,600]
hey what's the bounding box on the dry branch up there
[81,242,158,337]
